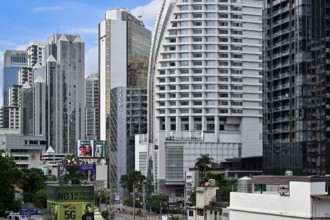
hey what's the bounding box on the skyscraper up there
[85,73,100,140]
[2,50,27,106]
[99,9,151,197]
[263,0,330,175]
[45,34,85,153]
[147,0,263,194]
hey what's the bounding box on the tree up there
[148,194,169,214]
[20,168,47,203]
[61,154,85,184]
[34,189,47,209]
[194,154,214,181]
[0,155,22,211]
[120,171,146,195]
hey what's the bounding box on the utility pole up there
[133,182,136,220]
[143,181,146,218]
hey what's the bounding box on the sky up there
[0,0,162,74]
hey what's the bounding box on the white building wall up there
[99,20,107,141]
[229,181,327,220]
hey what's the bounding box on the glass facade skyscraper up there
[99,9,151,198]
[263,0,330,175]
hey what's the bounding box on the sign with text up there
[47,185,94,220]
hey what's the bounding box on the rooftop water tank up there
[285,170,293,176]
[237,176,252,193]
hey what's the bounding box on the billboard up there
[77,140,94,157]
[79,164,96,181]
[77,140,106,158]
[93,140,106,158]
[47,185,94,220]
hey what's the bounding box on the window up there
[219,77,228,82]
[159,102,165,106]
[206,53,216,58]
[206,76,217,82]
[206,85,216,90]
[180,21,189,27]
[180,61,189,66]
[206,29,216,34]
[219,53,228,58]
[181,101,189,106]
[193,45,203,50]
[206,37,216,42]
[193,5,202,10]
[193,77,202,82]
[219,29,229,34]
[206,61,216,66]
[219,61,229,66]
[206,45,216,50]
[170,101,176,106]
[170,93,176,98]
[232,101,242,106]
[180,93,189,98]
[206,13,216,18]
[159,78,165,83]
[193,13,202,18]
[219,45,228,50]
[206,5,216,10]
[181,85,189,90]
[193,37,202,42]
[180,53,189,58]
[180,5,189,10]
[180,69,189,74]
[233,54,242,59]
[206,21,216,26]
[193,53,202,58]
[220,101,229,105]
[193,29,203,34]
[206,100,216,106]
[219,85,229,90]
[181,29,189,34]
[193,85,202,90]
[219,93,228,97]
[193,61,202,66]
[193,69,202,74]
[219,6,228,10]
[194,101,202,106]
[180,13,189,18]
[193,93,202,97]
[180,77,189,82]
[219,13,228,18]
[193,21,202,26]
[180,45,189,50]
[232,85,242,90]
[206,92,217,97]
[159,94,165,98]
[206,69,217,74]
[170,46,176,51]
[170,86,176,90]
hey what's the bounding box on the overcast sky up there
[0,0,162,74]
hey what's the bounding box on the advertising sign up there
[47,185,94,220]
[77,140,94,157]
[79,164,96,181]
[93,140,106,158]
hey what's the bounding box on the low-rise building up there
[229,175,330,220]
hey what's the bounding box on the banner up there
[79,164,96,181]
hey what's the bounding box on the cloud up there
[85,47,98,75]
[59,26,98,35]
[0,40,17,48]
[15,44,28,50]
[131,0,162,31]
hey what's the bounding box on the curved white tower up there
[148,0,263,194]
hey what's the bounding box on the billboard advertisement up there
[47,185,94,220]
[79,164,96,181]
[93,140,106,158]
[77,140,106,158]
[77,140,94,157]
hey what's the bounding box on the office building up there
[2,50,27,106]
[21,82,34,135]
[33,76,47,136]
[99,9,151,197]
[26,41,46,68]
[85,73,100,140]
[147,0,263,195]
[45,34,85,154]
[263,1,330,175]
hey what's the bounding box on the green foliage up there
[120,171,146,194]
[148,194,169,214]
[101,210,109,219]
[0,155,22,211]
[20,168,47,203]
[34,189,47,209]
[188,191,196,206]
[60,154,85,184]
[194,154,214,180]
[123,198,142,208]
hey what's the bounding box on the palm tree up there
[194,154,214,180]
